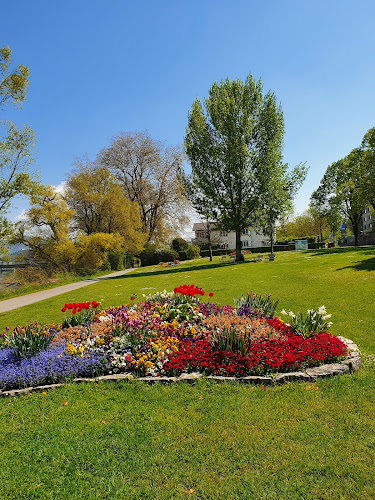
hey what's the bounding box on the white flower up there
[280,309,287,315]
[322,314,332,320]
[288,311,296,318]
[98,315,112,323]
[318,306,327,315]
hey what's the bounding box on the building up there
[362,206,374,234]
[192,222,271,249]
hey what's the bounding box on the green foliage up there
[281,306,333,338]
[235,291,279,318]
[185,73,286,261]
[360,126,375,208]
[171,237,189,253]
[312,148,367,246]
[98,131,189,244]
[0,45,30,109]
[208,326,249,355]
[139,244,179,266]
[5,322,54,359]
[107,250,126,271]
[0,46,40,258]
[65,160,146,254]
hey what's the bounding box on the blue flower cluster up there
[0,344,110,391]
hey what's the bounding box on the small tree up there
[258,163,307,254]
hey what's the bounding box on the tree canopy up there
[98,131,189,244]
[311,148,366,246]
[65,157,146,253]
[0,46,39,257]
[360,126,375,209]
[185,74,303,260]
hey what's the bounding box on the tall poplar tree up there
[185,74,286,261]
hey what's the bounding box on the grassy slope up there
[0,247,374,499]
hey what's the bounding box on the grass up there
[0,247,374,499]
[0,267,122,301]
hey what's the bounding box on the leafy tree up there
[74,232,124,274]
[185,74,286,261]
[171,237,189,253]
[258,163,307,253]
[15,184,133,274]
[13,185,76,270]
[0,46,39,257]
[360,127,375,209]
[98,131,189,244]
[183,176,221,261]
[312,148,366,246]
[0,46,30,109]
[65,158,146,254]
[277,209,335,242]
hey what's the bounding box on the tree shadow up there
[103,259,255,281]
[308,246,375,257]
[336,257,375,272]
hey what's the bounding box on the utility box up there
[294,239,309,251]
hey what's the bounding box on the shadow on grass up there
[307,246,375,257]
[105,260,256,280]
[336,257,375,272]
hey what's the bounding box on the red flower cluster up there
[163,332,348,377]
[61,301,100,315]
[174,284,213,298]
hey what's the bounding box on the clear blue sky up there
[2,0,375,222]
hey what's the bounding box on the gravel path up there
[0,268,135,314]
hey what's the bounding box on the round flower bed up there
[0,286,352,392]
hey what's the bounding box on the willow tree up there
[185,74,285,261]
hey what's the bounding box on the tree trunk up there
[270,229,274,254]
[206,221,213,262]
[353,222,359,246]
[236,228,242,262]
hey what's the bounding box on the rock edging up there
[0,336,361,397]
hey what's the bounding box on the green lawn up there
[1,247,375,499]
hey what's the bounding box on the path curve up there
[0,268,135,314]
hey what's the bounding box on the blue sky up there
[2,0,375,223]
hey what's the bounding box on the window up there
[220,231,228,237]
[220,243,228,249]
[241,241,249,248]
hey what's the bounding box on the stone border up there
[0,336,361,398]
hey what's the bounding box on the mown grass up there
[0,247,374,499]
[1,247,374,351]
[0,267,119,301]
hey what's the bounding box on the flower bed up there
[0,287,350,391]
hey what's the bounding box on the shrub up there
[171,237,189,253]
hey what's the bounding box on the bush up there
[107,250,125,271]
[155,248,179,263]
[186,245,200,259]
[171,237,189,253]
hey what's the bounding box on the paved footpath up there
[0,268,136,314]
